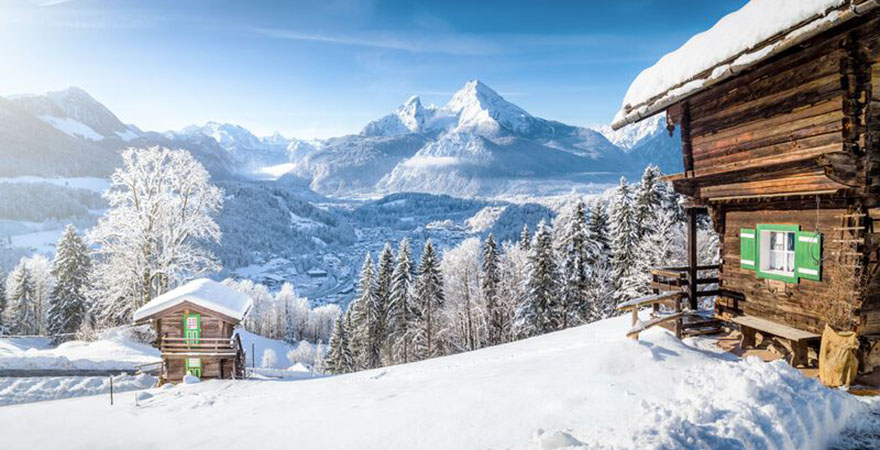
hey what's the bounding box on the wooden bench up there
[730,315,820,367]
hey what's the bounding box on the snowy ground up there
[0,328,160,371]
[0,315,874,449]
[0,374,156,406]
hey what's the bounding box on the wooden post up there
[686,207,699,311]
[109,376,114,406]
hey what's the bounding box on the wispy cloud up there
[250,27,501,55]
[37,0,75,6]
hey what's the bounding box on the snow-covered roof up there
[132,278,253,322]
[612,0,878,130]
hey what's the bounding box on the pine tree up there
[413,240,445,360]
[47,225,91,340]
[7,260,37,335]
[387,239,415,364]
[519,224,531,251]
[324,313,354,374]
[622,210,684,299]
[481,234,503,346]
[350,252,375,370]
[632,165,665,238]
[516,220,562,337]
[559,203,590,327]
[369,243,394,365]
[609,177,637,300]
[0,273,6,333]
[587,201,611,263]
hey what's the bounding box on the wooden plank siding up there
[719,208,857,334]
[149,301,241,383]
[669,14,880,201]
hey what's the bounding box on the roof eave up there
[611,0,877,131]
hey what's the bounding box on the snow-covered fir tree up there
[622,210,685,299]
[481,234,504,346]
[558,202,591,328]
[413,240,445,360]
[519,224,531,250]
[516,220,561,337]
[0,273,6,333]
[88,147,223,326]
[387,239,415,364]
[350,252,377,369]
[372,243,394,362]
[586,200,611,263]
[632,165,664,238]
[47,225,91,339]
[6,260,37,335]
[324,313,355,374]
[585,260,618,320]
[609,177,637,300]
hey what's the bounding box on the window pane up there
[787,232,795,251]
[787,251,795,271]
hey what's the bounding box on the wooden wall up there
[165,357,226,383]
[670,13,880,201]
[156,305,234,341]
[718,207,857,334]
[148,302,239,383]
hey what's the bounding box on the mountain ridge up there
[0,81,682,196]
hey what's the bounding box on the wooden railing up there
[619,264,722,340]
[160,337,238,356]
[651,264,721,301]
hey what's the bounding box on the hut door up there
[184,313,201,345]
[185,358,202,378]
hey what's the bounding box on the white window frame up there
[758,229,796,277]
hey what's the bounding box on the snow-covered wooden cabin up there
[614,0,880,370]
[133,279,252,384]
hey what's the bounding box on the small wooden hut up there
[613,0,880,371]
[133,278,252,384]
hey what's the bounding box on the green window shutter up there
[740,228,756,270]
[184,313,201,344]
[796,231,822,281]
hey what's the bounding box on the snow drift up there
[0,316,868,449]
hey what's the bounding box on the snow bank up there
[235,328,298,369]
[0,316,869,449]
[613,0,857,128]
[0,374,156,406]
[0,328,159,371]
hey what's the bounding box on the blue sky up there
[0,0,747,139]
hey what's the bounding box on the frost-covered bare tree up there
[441,238,484,353]
[88,147,223,325]
[496,242,527,343]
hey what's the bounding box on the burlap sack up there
[818,324,859,387]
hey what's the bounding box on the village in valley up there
[2,0,880,448]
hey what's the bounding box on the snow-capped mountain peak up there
[595,113,666,151]
[361,94,437,137]
[180,121,263,151]
[10,86,134,141]
[442,79,532,134]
